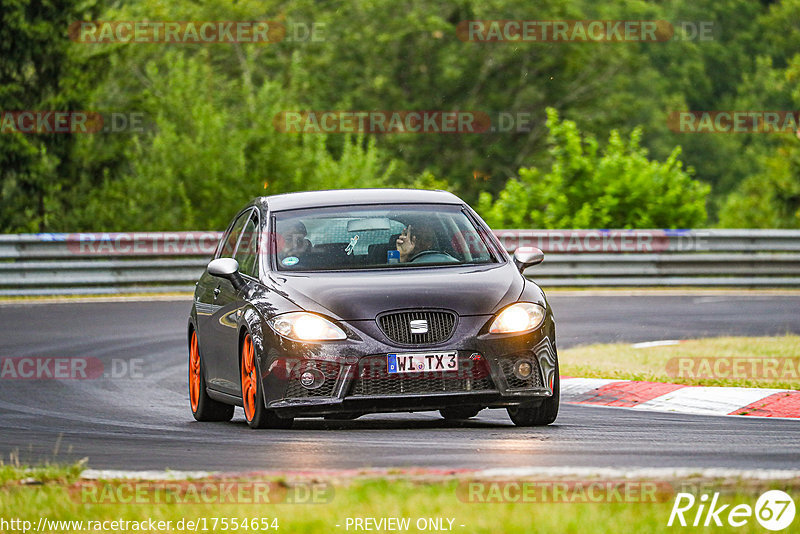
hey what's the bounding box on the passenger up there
[277,220,311,263]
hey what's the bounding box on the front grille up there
[499,357,543,390]
[378,310,456,345]
[284,360,340,398]
[349,354,494,396]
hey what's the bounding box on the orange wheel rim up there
[189,332,201,412]
[241,334,257,421]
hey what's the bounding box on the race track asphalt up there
[1,294,798,471]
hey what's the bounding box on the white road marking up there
[472,466,800,480]
[631,340,682,349]
[631,386,788,415]
[82,469,216,480]
[560,377,620,397]
[80,466,800,481]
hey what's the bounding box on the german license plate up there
[387,352,458,374]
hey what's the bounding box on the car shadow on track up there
[223,412,517,431]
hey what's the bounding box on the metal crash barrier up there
[1,229,799,295]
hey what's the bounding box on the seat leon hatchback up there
[188,189,558,428]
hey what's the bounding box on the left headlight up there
[269,312,347,341]
[488,302,546,334]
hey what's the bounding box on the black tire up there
[241,331,294,430]
[439,406,482,420]
[507,363,560,426]
[189,330,234,422]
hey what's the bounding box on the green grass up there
[544,287,800,293]
[0,460,85,485]
[561,335,800,390]
[1,466,796,534]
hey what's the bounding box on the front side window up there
[272,204,496,271]
[217,210,251,259]
[234,212,259,277]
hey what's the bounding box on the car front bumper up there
[259,313,558,417]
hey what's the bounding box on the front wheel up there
[507,364,560,426]
[241,332,293,429]
[189,330,234,422]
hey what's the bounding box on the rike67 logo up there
[668,490,795,531]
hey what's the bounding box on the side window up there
[217,211,250,258]
[234,212,259,277]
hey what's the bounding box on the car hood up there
[269,262,524,320]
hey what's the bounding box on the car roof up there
[257,188,463,211]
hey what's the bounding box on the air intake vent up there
[378,310,456,345]
[350,353,494,396]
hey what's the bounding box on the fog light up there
[299,368,325,390]
[514,360,533,380]
[300,371,315,387]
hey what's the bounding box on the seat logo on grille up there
[409,319,428,334]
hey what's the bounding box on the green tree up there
[0,0,105,232]
[4,0,797,231]
[67,50,402,231]
[717,146,800,228]
[477,108,709,228]
[717,54,800,228]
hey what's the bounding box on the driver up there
[396,224,456,263]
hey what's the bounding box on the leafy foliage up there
[477,109,708,228]
[717,53,800,228]
[69,51,402,231]
[2,0,800,230]
[0,0,105,231]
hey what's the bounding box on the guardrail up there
[1,230,799,295]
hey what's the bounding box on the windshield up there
[272,204,497,271]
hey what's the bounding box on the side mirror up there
[513,247,544,273]
[207,258,245,291]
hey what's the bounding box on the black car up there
[188,189,558,428]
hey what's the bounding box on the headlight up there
[489,302,546,334]
[269,312,347,341]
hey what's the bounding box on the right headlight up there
[488,302,546,334]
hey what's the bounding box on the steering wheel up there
[409,250,458,263]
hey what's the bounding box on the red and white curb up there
[561,378,800,419]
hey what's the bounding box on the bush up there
[718,145,800,228]
[477,108,709,229]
